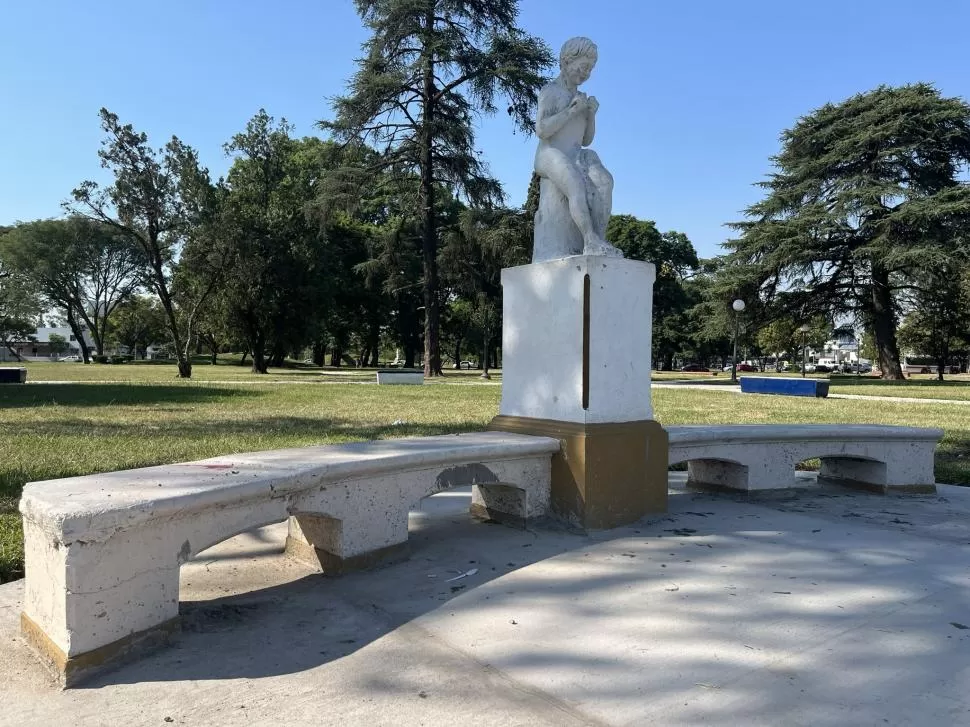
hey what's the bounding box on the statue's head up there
[559,37,598,85]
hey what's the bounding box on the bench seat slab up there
[19,432,558,686]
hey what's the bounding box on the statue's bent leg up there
[578,151,621,257]
[536,149,607,249]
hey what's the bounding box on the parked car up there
[721,363,757,372]
[459,360,476,370]
[679,364,710,372]
[58,355,81,362]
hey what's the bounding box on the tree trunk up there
[240,351,249,366]
[420,17,442,378]
[481,331,490,377]
[367,319,380,367]
[3,342,22,361]
[453,336,463,369]
[870,264,904,380]
[66,308,92,364]
[330,346,343,367]
[404,341,416,369]
[312,340,326,367]
[151,263,191,377]
[251,332,268,374]
[936,342,948,381]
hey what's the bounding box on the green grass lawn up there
[1,361,969,583]
[17,360,501,384]
[828,375,970,401]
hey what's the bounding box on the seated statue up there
[532,37,622,262]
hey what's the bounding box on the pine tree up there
[724,84,970,379]
[322,0,552,376]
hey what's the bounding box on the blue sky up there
[2,1,969,259]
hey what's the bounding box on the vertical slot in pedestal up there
[582,273,590,410]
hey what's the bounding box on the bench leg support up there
[470,484,531,528]
[285,512,410,574]
[20,520,182,687]
[819,456,936,494]
[686,460,750,491]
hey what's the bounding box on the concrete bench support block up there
[668,424,942,494]
[19,432,559,686]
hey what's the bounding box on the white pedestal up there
[499,255,655,424]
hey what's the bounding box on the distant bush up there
[92,355,109,364]
[109,355,133,364]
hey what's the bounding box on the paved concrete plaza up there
[2,477,970,726]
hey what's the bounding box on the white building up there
[0,326,95,362]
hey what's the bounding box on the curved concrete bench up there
[667,424,943,494]
[19,431,559,686]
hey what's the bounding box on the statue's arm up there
[582,113,595,146]
[535,88,572,140]
[582,96,598,147]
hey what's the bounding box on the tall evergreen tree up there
[723,84,970,379]
[322,0,552,376]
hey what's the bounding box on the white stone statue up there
[532,37,622,262]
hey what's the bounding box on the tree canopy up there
[721,83,970,379]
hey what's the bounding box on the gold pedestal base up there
[489,415,668,530]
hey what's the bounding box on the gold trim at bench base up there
[685,481,802,499]
[469,502,528,529]
[818,478,938,495]
[21,611,180,688]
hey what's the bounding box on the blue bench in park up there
[739,376,829,398]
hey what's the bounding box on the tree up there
[206,113,331,373]
[723,84,970,380]
[897,263,970,380]
[323,0,552,376]
[108,295,169,359]
[756,316,828,371]
[69,108,214,378]
[440,204,532,369]
[0,247,42,361]
[1,217,143,359]
[47,333,69,357]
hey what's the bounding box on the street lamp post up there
[799,323,811,378]
[731,299,745,382]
